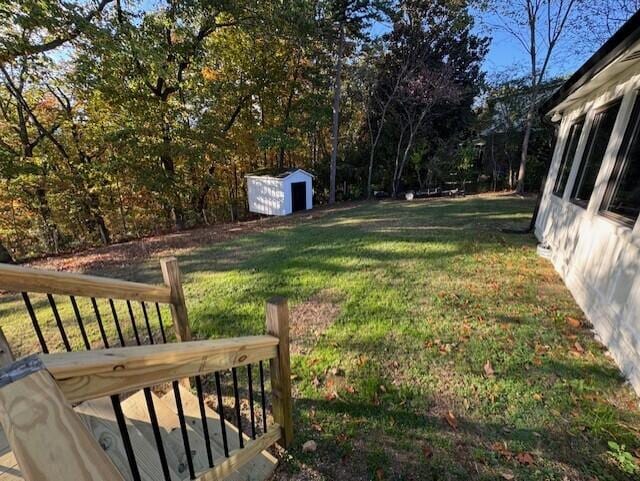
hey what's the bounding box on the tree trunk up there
[0,242,14,263]
[367,147,375,200]
[329,25,345,205]
[393,129,416,198]
[391,126,406,197]
[516,106,535,194]
[34,187,61,253]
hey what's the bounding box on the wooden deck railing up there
[0,260,293,481]
[0,257,191,355]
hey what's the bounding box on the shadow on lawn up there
[289,392,638,481]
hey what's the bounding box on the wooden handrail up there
[41,336,279,403]
[0,263,172,303]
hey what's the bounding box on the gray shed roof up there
[246,168,313,179]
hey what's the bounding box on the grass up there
[1,195,639,480]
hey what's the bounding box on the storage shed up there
[246,168,313,216]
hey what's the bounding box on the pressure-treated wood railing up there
[0,260,293,481]
[0,257,191,356]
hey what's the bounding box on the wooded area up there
[0,0,635,260]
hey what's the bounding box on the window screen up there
[553,117,584,197]
[600,93,640,227]
[571,99,622,207]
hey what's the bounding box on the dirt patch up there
[290,289,343,356]
[272,463,325,481]
[23,202,364,275]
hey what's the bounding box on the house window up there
[570,99,622,207]
[553,117,584,197]
[600,93,640,227]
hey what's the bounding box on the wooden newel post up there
[0,357,126,481]
[160,257,192,342]
[265,297,293,449]
[0,327,14,368]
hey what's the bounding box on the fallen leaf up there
[302,440,317,453]
[379,385,387,393]
[500,472,515,480]
[573,341,585,353]
[484,360,495,378]
[491,441,513,458]
[516,452,535,465]
[375,467,385,480]
[356,355,368,366]
[325,391,337,401]
[422,445,434,459]
[532,393,543,401]
[566,316,582,328]
[311,423,323,432]
[444,411,458,430]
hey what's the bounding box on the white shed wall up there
[247,177,286,216]
[536,68,640,393]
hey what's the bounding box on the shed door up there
[291,182,307,212]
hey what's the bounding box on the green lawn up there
[1,195,639,480]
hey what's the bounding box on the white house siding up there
[247,177,286,216]
[536,67,640,393]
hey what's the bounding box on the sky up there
[472,16,594,82]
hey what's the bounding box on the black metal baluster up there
[155,302,167,343]
[172,380,196,479]
[111,394,142,481]
[109,299,126,347]
[231,367,244,448]
[143,388,172,481]
[70,296,91,350]
[195,376,214,468]
[47,294,71,352]
[140,302,154,344]
[247,364,256,439]
[91,298,109,348]
[259,360,267,433]
[22,292,48,354]
[214,372,230,457]
[127,300,141,345]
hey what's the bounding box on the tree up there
[325,0,385,204]
[0,58,64,252]
[0,0,116,63]
[486,0,579,193]
[380,0,486,196]
[577,1,640,44]
[358,43,409,198]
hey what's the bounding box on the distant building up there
[537,11,640,392]
[246,168,314,216]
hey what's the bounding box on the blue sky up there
[472,17,593,82]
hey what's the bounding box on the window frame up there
[569,97,623,209]
[552,116,585,198]
[598,91,640,228]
